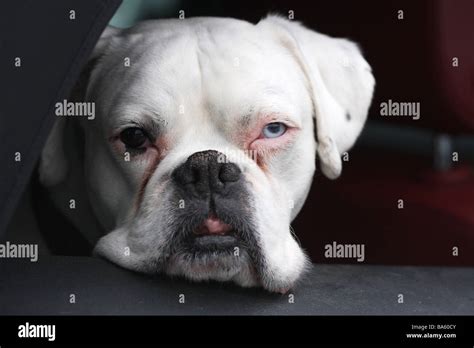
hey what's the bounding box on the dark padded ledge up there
[0,256,473,315]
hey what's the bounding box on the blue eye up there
[262,122,287,138]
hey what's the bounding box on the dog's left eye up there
[119,127,148,148]
[262,122,287,138]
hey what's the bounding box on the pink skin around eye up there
[109,131,170,213]
[246,116,300,165]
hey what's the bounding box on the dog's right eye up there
[119,127,148,148]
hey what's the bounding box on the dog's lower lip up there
[186,216,241,251]
[192,234,238,250]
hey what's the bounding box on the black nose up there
[172,150,241,196]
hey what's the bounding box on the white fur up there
[40,15,374,293]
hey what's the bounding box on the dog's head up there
[40,16,374,293]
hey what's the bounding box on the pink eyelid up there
[248,118,299,150]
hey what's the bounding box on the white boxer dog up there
[39,15,374,293]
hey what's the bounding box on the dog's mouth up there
[164,197,261,276]
[188,215,239,252]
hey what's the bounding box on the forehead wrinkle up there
[109,102,166,131]
[235,100,302,131]
[194,35,205,110]
[94,51,168,122]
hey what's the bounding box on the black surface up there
[0,256,472,315]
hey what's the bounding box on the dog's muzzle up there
[170,150,255,254]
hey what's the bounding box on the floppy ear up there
[258,15,375,179]
[39,26,121,187]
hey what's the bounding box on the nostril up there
[173,150,241,195]
[219,163,241,183]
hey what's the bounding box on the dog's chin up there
[164,243,260,288]
[164,227,264,286]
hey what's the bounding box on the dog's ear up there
[258,15,375,179]
[39,26,121,187]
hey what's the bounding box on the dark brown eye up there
[119,127,148,148]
